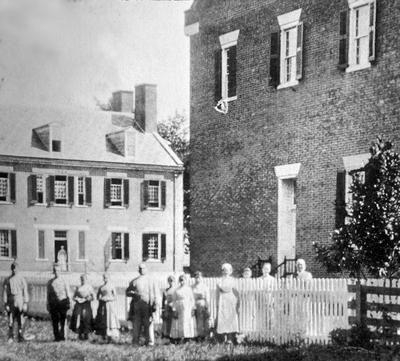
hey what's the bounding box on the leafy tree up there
[315,137,400,278]
[157,112,191,244]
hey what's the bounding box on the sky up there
[0,0,192,121]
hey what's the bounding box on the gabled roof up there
[0,105,183,168]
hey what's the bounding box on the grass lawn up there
[0,315,398,361]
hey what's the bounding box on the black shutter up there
[28,174,38,205]
[338,10,349,69]
[47,176,55,205]
[161,234,166,262]
[85,177,92,206]
[269,32,280,87]
[123,179,129,208]
[111,234,116,259]
[335,170,347,228]
[214,49,222,102]
[68,176,74,206]
[11,230,17,259]
[369,0,376,61]
[142,234,149,261]
[124,233,130,260]
[9,173,16,203]
[142,181,149,210]
[104,178,111,208]
[296,22,304,80]
[161,181,166,210]
[227,45,237,98]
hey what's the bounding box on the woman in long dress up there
[70,274,96,340]
[170,274,197,342]
[161,275,175,340]
[192,271,210,340]
[94,273,120,342]
[216,263,239,343]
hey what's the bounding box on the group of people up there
[2,258,312,344]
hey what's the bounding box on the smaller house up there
[0,84,184,275]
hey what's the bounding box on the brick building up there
[184,0,400,276]
[0,84,184,275]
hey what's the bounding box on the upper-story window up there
[142,180,166,210]
[339,0,376,72]
[29,174,91,207]
[215,30,239,103]
[104,178,129,208]
[54,176,68,204]
[77,177,92,206]
[0,173,16,203]
[274,9,303,89]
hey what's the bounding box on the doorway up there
[54,230,68,271]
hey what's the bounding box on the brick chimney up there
[134,84,157,133]
[112,91,133,113]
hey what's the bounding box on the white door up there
[277,178,297,265]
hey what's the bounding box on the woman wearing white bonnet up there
[296,258,313,280]
[215,263,239,343]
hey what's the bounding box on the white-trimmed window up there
[0,173,16,203]
[104,178,129,208]
[36,175,45,204]
[142,233,166,262]
[54,176,67,204]
[277,9,303,89]
[142,180,166,210]
[76,177,92,206]
[110,232,129,260]
[217,30,239,102]
[0,229,16,259]
[345,0,376,72]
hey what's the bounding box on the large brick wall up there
[187,0,400,277]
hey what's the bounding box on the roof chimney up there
[134,84,157,133]
[112,91,133,113]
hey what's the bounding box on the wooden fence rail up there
[0,275,350,345]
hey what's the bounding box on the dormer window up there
[52,140,61,152]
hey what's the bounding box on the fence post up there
[355,280,367,326]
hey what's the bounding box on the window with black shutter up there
[123,179,129,208]
[11,229,17,259]
[28,174,38,205]
[226,45,237,98]
[142,233,164,261]
[85,177,92,206]
[214,50,222,103]
[104,178,111,208]
[47,175,55,205]
[269,32,280,87]
[161,181,166,209]
[338,10,349,69]
[68,176,74,206]
[335,170,347,228]
[124,233,130,260]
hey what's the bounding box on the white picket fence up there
[0,275,350,345]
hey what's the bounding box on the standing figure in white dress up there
[170,275,197,342]
[216,263,239,343]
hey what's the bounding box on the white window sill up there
[0,257,14,261]
[35,258,49,262]
[277,80,299,90]
[109,259,128,263]
[145,207,164,211]
[0,201,14,205]
[346,63,371,73]
[108,206,126,210]
[53,204,71,208]
[76,259,88,262]
[145,259,161,263]
[75,205,89,208]
[32,203,47,207]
